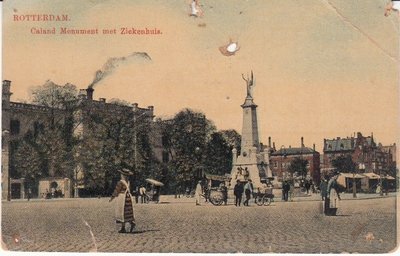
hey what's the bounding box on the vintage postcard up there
[1,0,399,254]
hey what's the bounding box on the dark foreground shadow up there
[128,229,160,234]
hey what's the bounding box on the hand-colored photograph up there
[1,0,399,254]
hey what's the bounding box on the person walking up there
[305,180,311,195]
[288,180,294,202]
[243,179,253,206]
[319,178,328,201]
[109,168,136,233]
[139,185,147,203]
[233,180,244,206]
[325,173,341,216]
[219,183,228,205]
[134,186,139,204]
[27,188,32,201]
[282,181,290,201]
[195,181,203,206]
[281,181,286,201]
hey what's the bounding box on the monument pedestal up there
[230,147,272,190]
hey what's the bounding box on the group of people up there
[109,169,343,233]
[233,179,271,206]
[137,185,147,204]
[233,179,250,206]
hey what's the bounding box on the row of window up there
[271,162,311,168]
[9,120,44,136]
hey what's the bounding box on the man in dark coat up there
[234,180,244,206]
[283,181,290,201]
[305,180,311,195]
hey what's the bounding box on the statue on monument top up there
[242,71,254,98]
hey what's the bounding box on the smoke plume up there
[89,52,152,88]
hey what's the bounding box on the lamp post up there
[133,111,149,178]
[194,146,203,189]
[352,170,357,198]
[375,157,384,196]
[280,146,285,181]
[354,162,364,198]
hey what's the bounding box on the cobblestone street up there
[1,196,397,253]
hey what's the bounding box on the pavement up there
[1,193,398,253]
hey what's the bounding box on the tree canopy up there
[332,154,356,173]
[288,157,309,179]
[158,109,240,193]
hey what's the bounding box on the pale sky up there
[3,0,399,154]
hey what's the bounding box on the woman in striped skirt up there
[109,168,136,233]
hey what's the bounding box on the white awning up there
[362,172,381,179]
[385,175,396,180]
[339,173,364,179]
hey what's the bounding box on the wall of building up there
[2,80,156,199]
[322,132,396,175]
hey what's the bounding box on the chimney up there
[273,142,276,150]
[301,137,304,147]
[86,87,94,100]
[132,103,138,111]
[2,80,11,93]
[268,137,271,147]
[148,106,154,117]
[2,80,12,109]
[313,143,315,151]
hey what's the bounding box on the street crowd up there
[108,168,346,234]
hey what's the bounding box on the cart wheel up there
[263,197,271,206]
[210,193,224,206]
[256,196,264,206]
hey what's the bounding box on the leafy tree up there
[157,109,241,193]
[162,109,216,191]
[77,103,156,195]
[30,81,78,108]
[288,157,309,179]
[11,81,78,184]
[331,154,356,173]
[12,132,48,196]
[203,131,232,175]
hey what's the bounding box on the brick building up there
[322,132,396,176]
[2,80,155,200]
[269,137,321,184]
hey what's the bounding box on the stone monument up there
[229,71,273,189]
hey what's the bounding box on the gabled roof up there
[324,133,376,153]
[324,138,354,152]
[271,147,317,156]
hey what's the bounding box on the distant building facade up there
[322,132,396,175]
[269,137,321,184]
